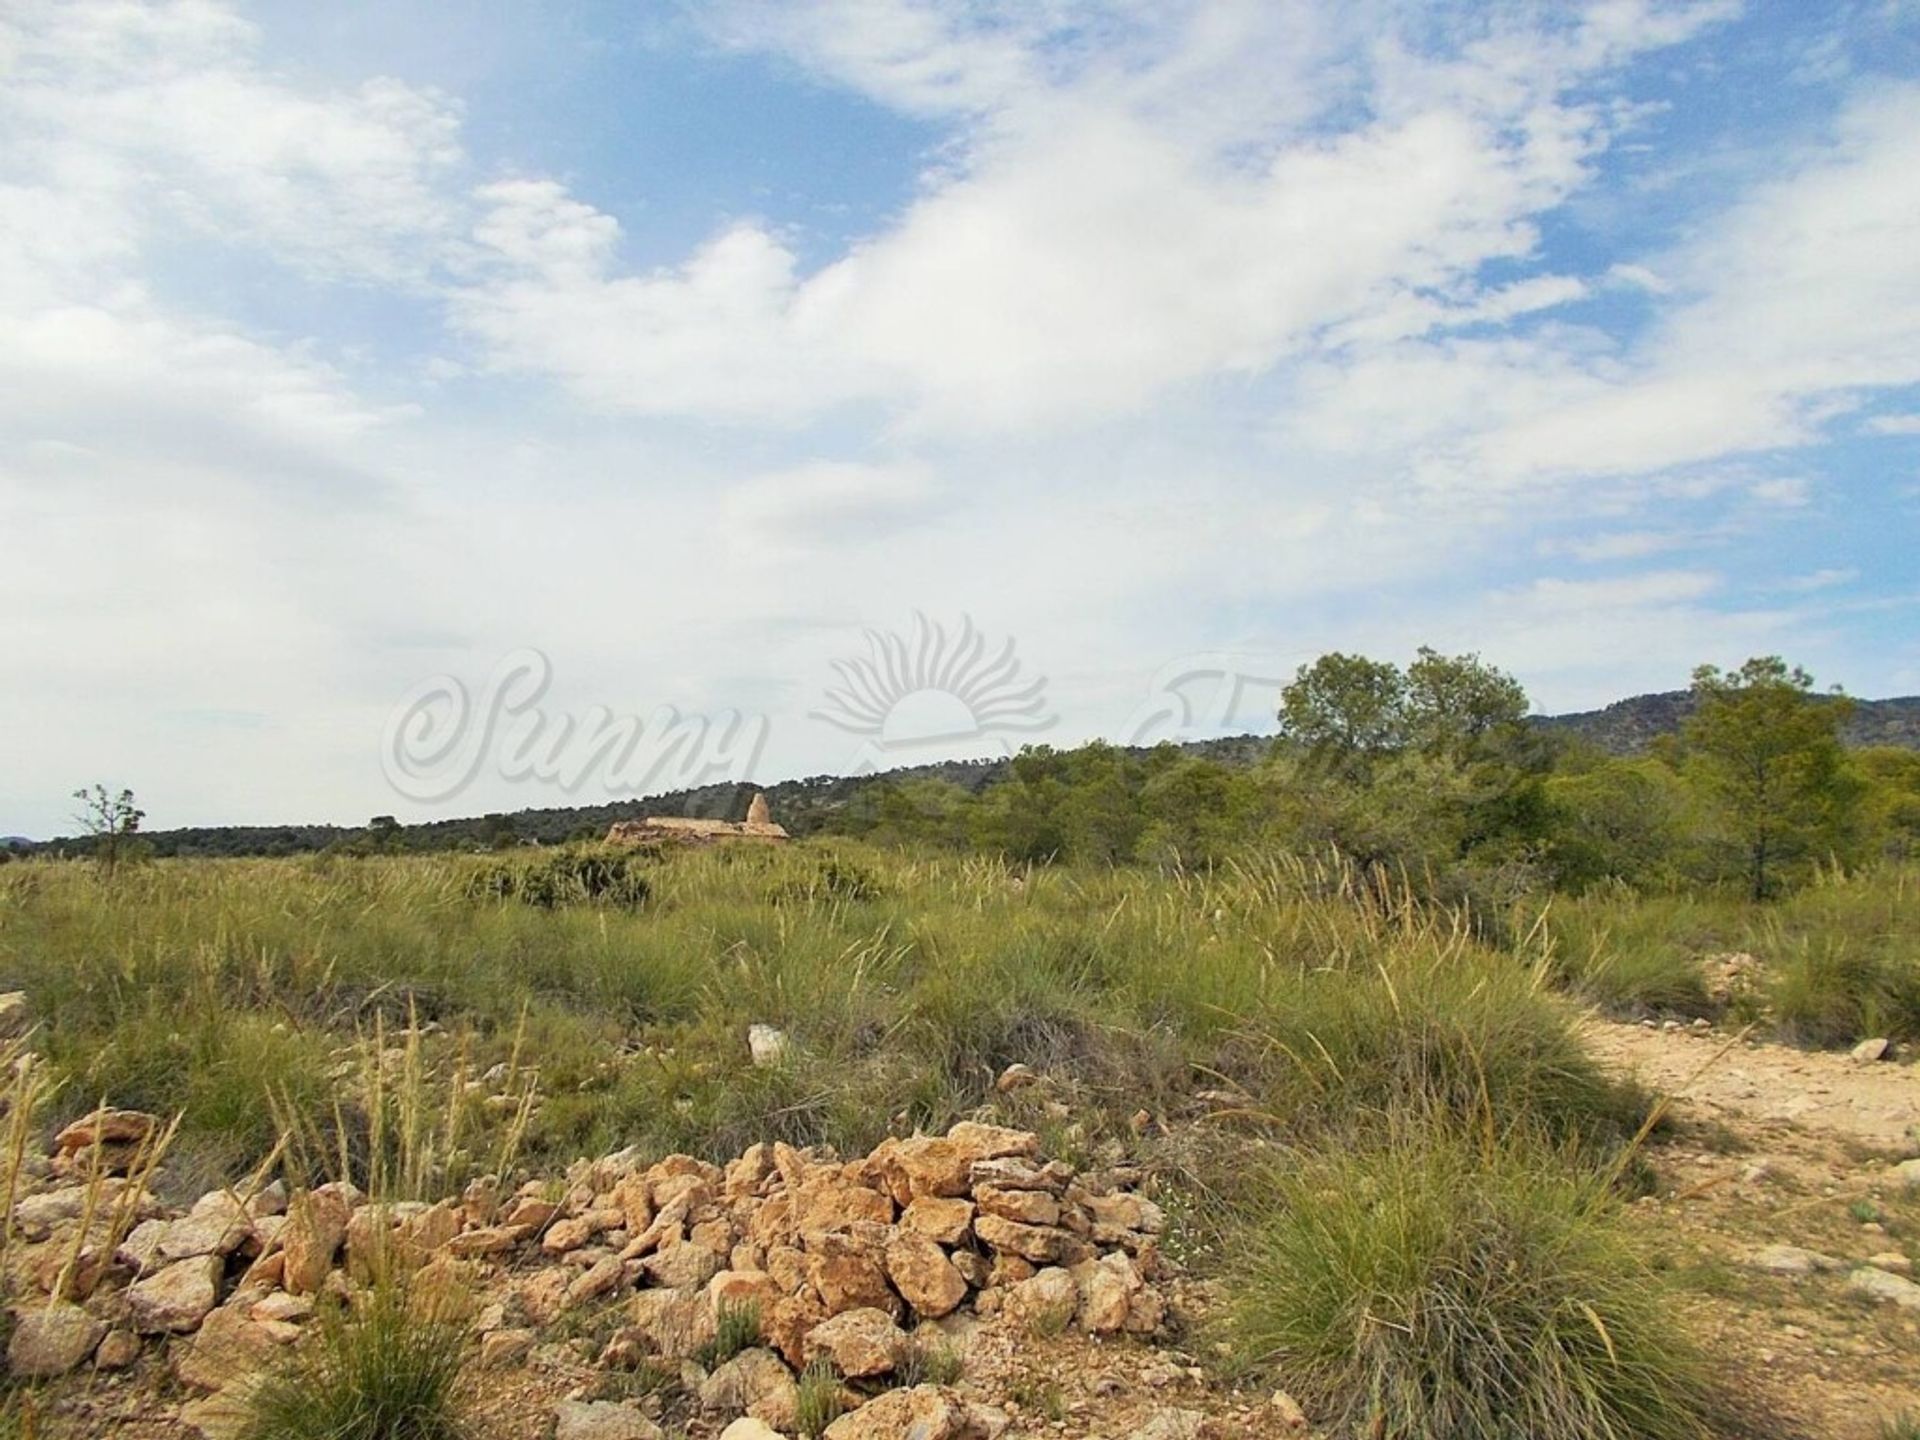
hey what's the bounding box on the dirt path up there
[1584,1018,1920,1151]
[1584,1017,1920,1439]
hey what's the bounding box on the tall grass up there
[239,1280,471,1440]
[1226,1120,1718,1440]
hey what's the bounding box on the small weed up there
[1010,1377,1067,1422]
[794,1359,846,1437]
[896,1338,964,1387]
[1850,1198,1884,1225]
[694,1299,762,1368]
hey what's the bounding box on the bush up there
[1766,936,1920,1047]
[464,848,650,908]
[1225,1124,1717,1440]
[239,1281,471,1440]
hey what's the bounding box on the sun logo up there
[811,613,1054,758]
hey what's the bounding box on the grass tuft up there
[239,1280,471,1440]
[1225,1121,1718,1440]
[794,1358,846,1437]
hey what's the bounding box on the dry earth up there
[1586,1017,1920,1439]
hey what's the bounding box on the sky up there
[3,0,1918,838]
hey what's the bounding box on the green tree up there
[1683,658,1860,899]
[1403,647,1530,760]
[71,784,145,876]
[1277,653,1408,772]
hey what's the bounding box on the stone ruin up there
[606,792,789,848]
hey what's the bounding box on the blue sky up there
[2,0,1917,836]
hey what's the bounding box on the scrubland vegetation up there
[3,654,1916,1436]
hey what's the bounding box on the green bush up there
[1225,1124,1717,1440]
[1766,936,1920,1047]
[239,1281,471,1440]
[464,847,650,908]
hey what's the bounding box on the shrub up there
[695,1298,762,1367]
[1224,1124,1717,1440]
[239,1281,471,1440]
[1767,936,1920,1046]
[464,848,650,909]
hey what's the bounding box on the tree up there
[72,784,145,876]
[1683,658,1860,899]
[1277,653,1408,771]
[1403,647,1529,760]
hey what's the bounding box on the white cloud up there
[1868,413,1920,435]
[454,1,1728,432]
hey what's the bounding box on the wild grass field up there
[0,843,1915,1437]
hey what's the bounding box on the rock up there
[809,1241,898,1317]
[1867,1251,1913,1274]
[94,1328,143,1370]
[1270,1391,1310,1431]
[1847,1266,1920,1310]
[763,1293,828,1369]
[996,1063,1038,1092]
[8,1302,106,1377]
[748,1024,790,1068]
[1071,1252,1148,1334]
[643,1240,722,1291]
[552,1400,666,1440]
[821,1385,987,1440]
[885,1234,969,1319]
[179,1388,255,1440]
[480,1328,536,1368]
[282,1187,353,1294]
[1003,1267,1079,1330]
[974,1186,1059,1227]
[974,1214,1091,1266]
[803,1307,907,1378]
[630,1286,715,1359]
[1083,1192,1166,1241]
[0,991,28,1036]
[720,1420,786,1440]
[1851,1037,1891,1063]
[161,1192,256,1261]
[54,1107,157,1154]
[129,1254,222,1333]
[700,1347,799,1429]
[901,1197,974,1245]
[568,1256,628,1307]
[1897,1158,1920,1190]
[175,1306,282,1391]
[250,1292,314,1324]
[1137,1410,1208,1440]
[1746,1244,1844,1276]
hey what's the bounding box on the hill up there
[1534,691,1920,755]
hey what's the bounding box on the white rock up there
[747,1024,789,1068]
[1851,1037,1891,1063]
[1746,1244,1843,1276]
[552,1400,665,1440]
[1847,1266,1920,1310]
[719,1421,785,1440]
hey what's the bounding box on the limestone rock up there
[901,1197,974,1245]
[552,1400,666,1440]
[1897,1157,1920,1190]
[974,1213,1091,1266]
[821,1385,988,1440]
[748,1024,790,1068]
[720,1420,785,1440]
[885,1234,969,1319]
[1848,1266,1920,1309]
[1851,1036,1890,1063]
[630,1286,715,1359]
[1137,1409,1208,1440]
[94,1328,143,1371]
[803,1307,907,1378]
[129,1255,222,1333]
[700,1346,799,1429]
[1746,1244,1843,1276]
[8,1302,105,1377]
[282,1186,353,1294]
[643,1240,722,1291]
[1004,1267,1078,1330]
[175,1306,282,1391]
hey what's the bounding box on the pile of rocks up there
[5,1110,1177,1439]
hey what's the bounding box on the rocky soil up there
[1587,1015,1920,1438]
